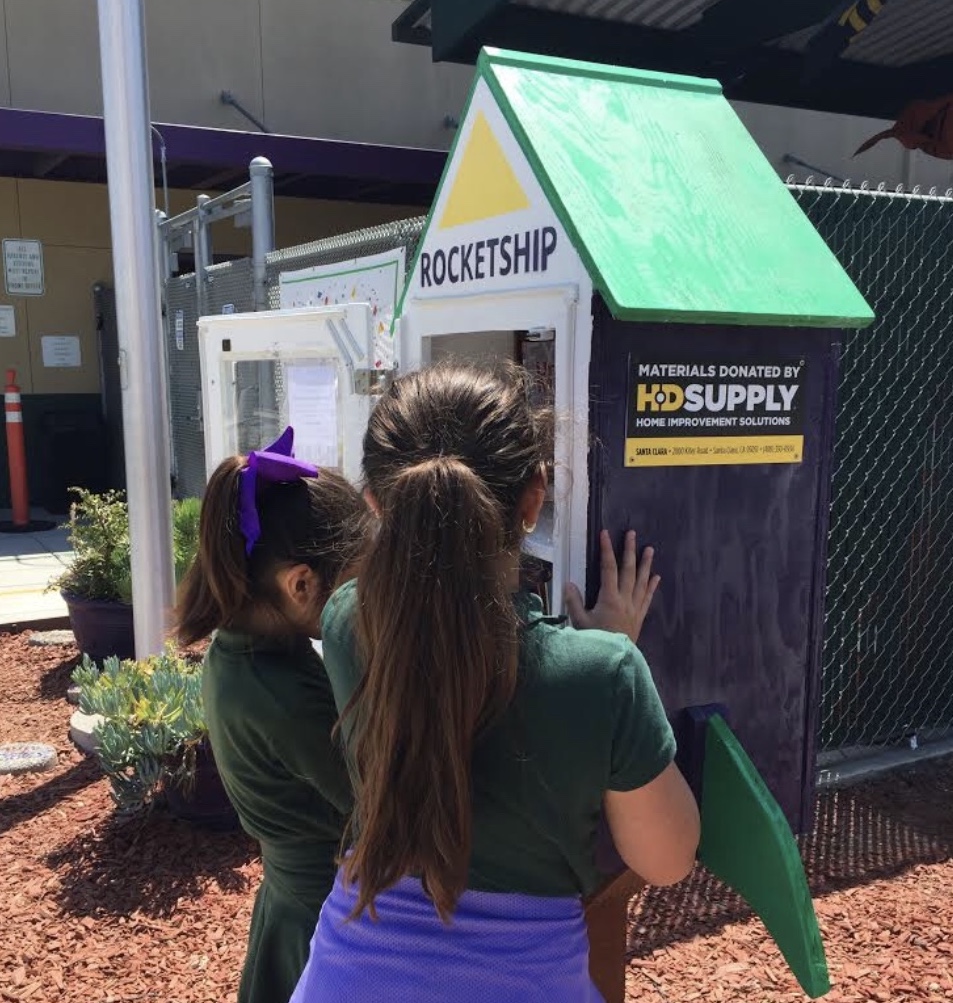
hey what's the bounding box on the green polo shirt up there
[320,580,676,899]
[202,631,352,908]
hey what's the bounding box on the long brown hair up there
[341,363,550,920]
[175,457,369,645]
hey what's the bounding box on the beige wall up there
[0,0,471,150]
[733,101,953,192]
[0,179,112,397]
[2,0,944,184]
[258,0,470,147]
[0,177,422,396]
[0,180,29,392]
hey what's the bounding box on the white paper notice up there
[285,362,339,468]
[41,335,82,368]
[0,305,15,337]
[174,310,185,350]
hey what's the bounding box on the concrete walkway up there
[0,511,72,628]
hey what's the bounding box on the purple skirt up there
[289,869,603,1003]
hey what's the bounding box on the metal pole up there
[97,0,175,658]
[150,126,170,218]
[155,209,178,489]
[249,157,275,312]
[194,193,211,318]
[249,157,277,443]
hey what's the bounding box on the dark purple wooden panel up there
[586,302,839,832]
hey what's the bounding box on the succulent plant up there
[73,646,206,812]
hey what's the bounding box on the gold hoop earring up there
[522,520,537,534]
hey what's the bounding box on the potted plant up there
[72,646,238,830]
[51,489,201,663]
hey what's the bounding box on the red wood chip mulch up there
[0,631,259,1003]
[1,628,952,1002]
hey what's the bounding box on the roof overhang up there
[393,0,953,122]
[0,107,445,206]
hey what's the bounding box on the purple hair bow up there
[238,427,318,556]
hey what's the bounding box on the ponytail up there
[175,457,250,646]
[343,455,520,921]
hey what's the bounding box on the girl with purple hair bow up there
[174,428,371,1003]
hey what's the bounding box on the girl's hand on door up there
[564,530,660,646]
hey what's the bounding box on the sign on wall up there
[3,239,45,297]
[41,335,82,369]
[625,357,805,467]
[0,305,15,338]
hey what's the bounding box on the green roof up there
[471,48,873,329]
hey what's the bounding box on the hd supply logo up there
[625,360,806,468]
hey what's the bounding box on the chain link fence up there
[790,181,953,754]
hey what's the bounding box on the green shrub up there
[52,488,132,602]
[52,489,202,603]
[173,496,202,585]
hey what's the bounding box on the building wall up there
[0,178,419,396]
[734,101,953,192]
[0,176,421,509]
[0,0,472,151]
[1,0,951,188]
[2,0,950,189]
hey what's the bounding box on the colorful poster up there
[278,250,404,371]
[625,357,806,467]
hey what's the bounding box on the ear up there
[363,487,382,517]
[518,466,547,531]
[275,563,323,612]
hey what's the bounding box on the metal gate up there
[166,260,256,499]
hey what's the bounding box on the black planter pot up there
[62,594,136,663]
[165,742,240,832]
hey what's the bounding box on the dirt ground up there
[1,628,951,1002]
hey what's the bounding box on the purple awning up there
[0,107,446,204]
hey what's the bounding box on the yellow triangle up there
[439,112,530,230]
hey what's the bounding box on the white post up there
[249,158,276,442]
[97,0,175,658]
[249,157,275,312]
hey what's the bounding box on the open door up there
[197,304,380,486]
